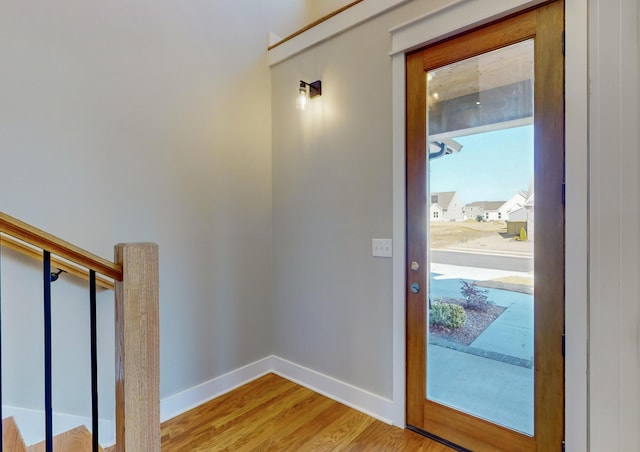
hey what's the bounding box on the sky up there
[429,125,533,205]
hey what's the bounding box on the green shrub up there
[429,302,467,329]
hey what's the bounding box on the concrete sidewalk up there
[471,291,533,361]
[428,345,534,435]
[428,263,535,435]
[429,263,533,361]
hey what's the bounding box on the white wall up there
[0,0,306,432]
[306,0,354,21]
[271,0,468,402]
[588,0,640,450]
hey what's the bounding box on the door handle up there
[410,283,420,294]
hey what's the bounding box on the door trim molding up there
[389,0,545,56]
[389,0,588,448]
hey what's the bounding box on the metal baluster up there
[43,251,52,452]
[89,270,99,452]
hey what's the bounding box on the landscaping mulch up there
[429,297,506,346]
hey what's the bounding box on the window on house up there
[433,211,439,218]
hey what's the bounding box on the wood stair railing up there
[0,235,115,289]
[0,212,160,451]
[0,212,121,280]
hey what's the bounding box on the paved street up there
[431,249,532,272]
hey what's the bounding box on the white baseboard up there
[2,405,114,447]
[160,356,274,422]
[270,356,397,425]
[4,356,400,447]
[159,355,400,427]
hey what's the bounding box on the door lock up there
[410,283,421,294]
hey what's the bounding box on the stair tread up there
[28,425,103,452]
[3,417,27,452]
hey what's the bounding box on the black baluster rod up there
[89,270,99,452]
[43,251,53,452]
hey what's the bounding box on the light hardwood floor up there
[161,373,452,451]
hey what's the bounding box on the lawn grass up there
[430,220,507,248]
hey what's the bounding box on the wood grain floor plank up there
[161,373,452,451]
[229,391,334,450]
[301,409,375,451]
[194,385,312,451]
[266,400,354,451]
[162,374,296,445]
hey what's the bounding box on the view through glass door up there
[406,2,564,451]
[427,40,535,435]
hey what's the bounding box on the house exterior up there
[430,191,464,221]
[463,200,505,221]
[524,192,535,240]
[506,206,528,234]
[506,187,534,236]
[481,201,506,221]
[0,0,637,450]
[463,202,486,221]
[509,206,528,221]
[501,190,528,217]
[429,202,444,221]
[465,191,527,222]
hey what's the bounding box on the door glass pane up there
[426,40,534,435]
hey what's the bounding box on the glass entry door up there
[405,2,564,451]
[426,40,535,435]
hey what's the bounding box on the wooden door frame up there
[405,2,565,450]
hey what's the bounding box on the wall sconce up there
[297,80,322,110]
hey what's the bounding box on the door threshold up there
[406,425,471,452]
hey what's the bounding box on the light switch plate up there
[372,239,392,257]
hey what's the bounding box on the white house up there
[476,201,505,221]
[501,190,528,217]
[430,191,464,221]
[508,206,528,221]
[463,201,486,220]
[429,202,444,221]
[524,192,535,240]
[469,191,527,221]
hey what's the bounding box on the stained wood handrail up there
[0,234,115,290]
[0,212,122,281]
[267,0,364,50]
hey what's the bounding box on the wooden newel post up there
[114,243,160,451]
